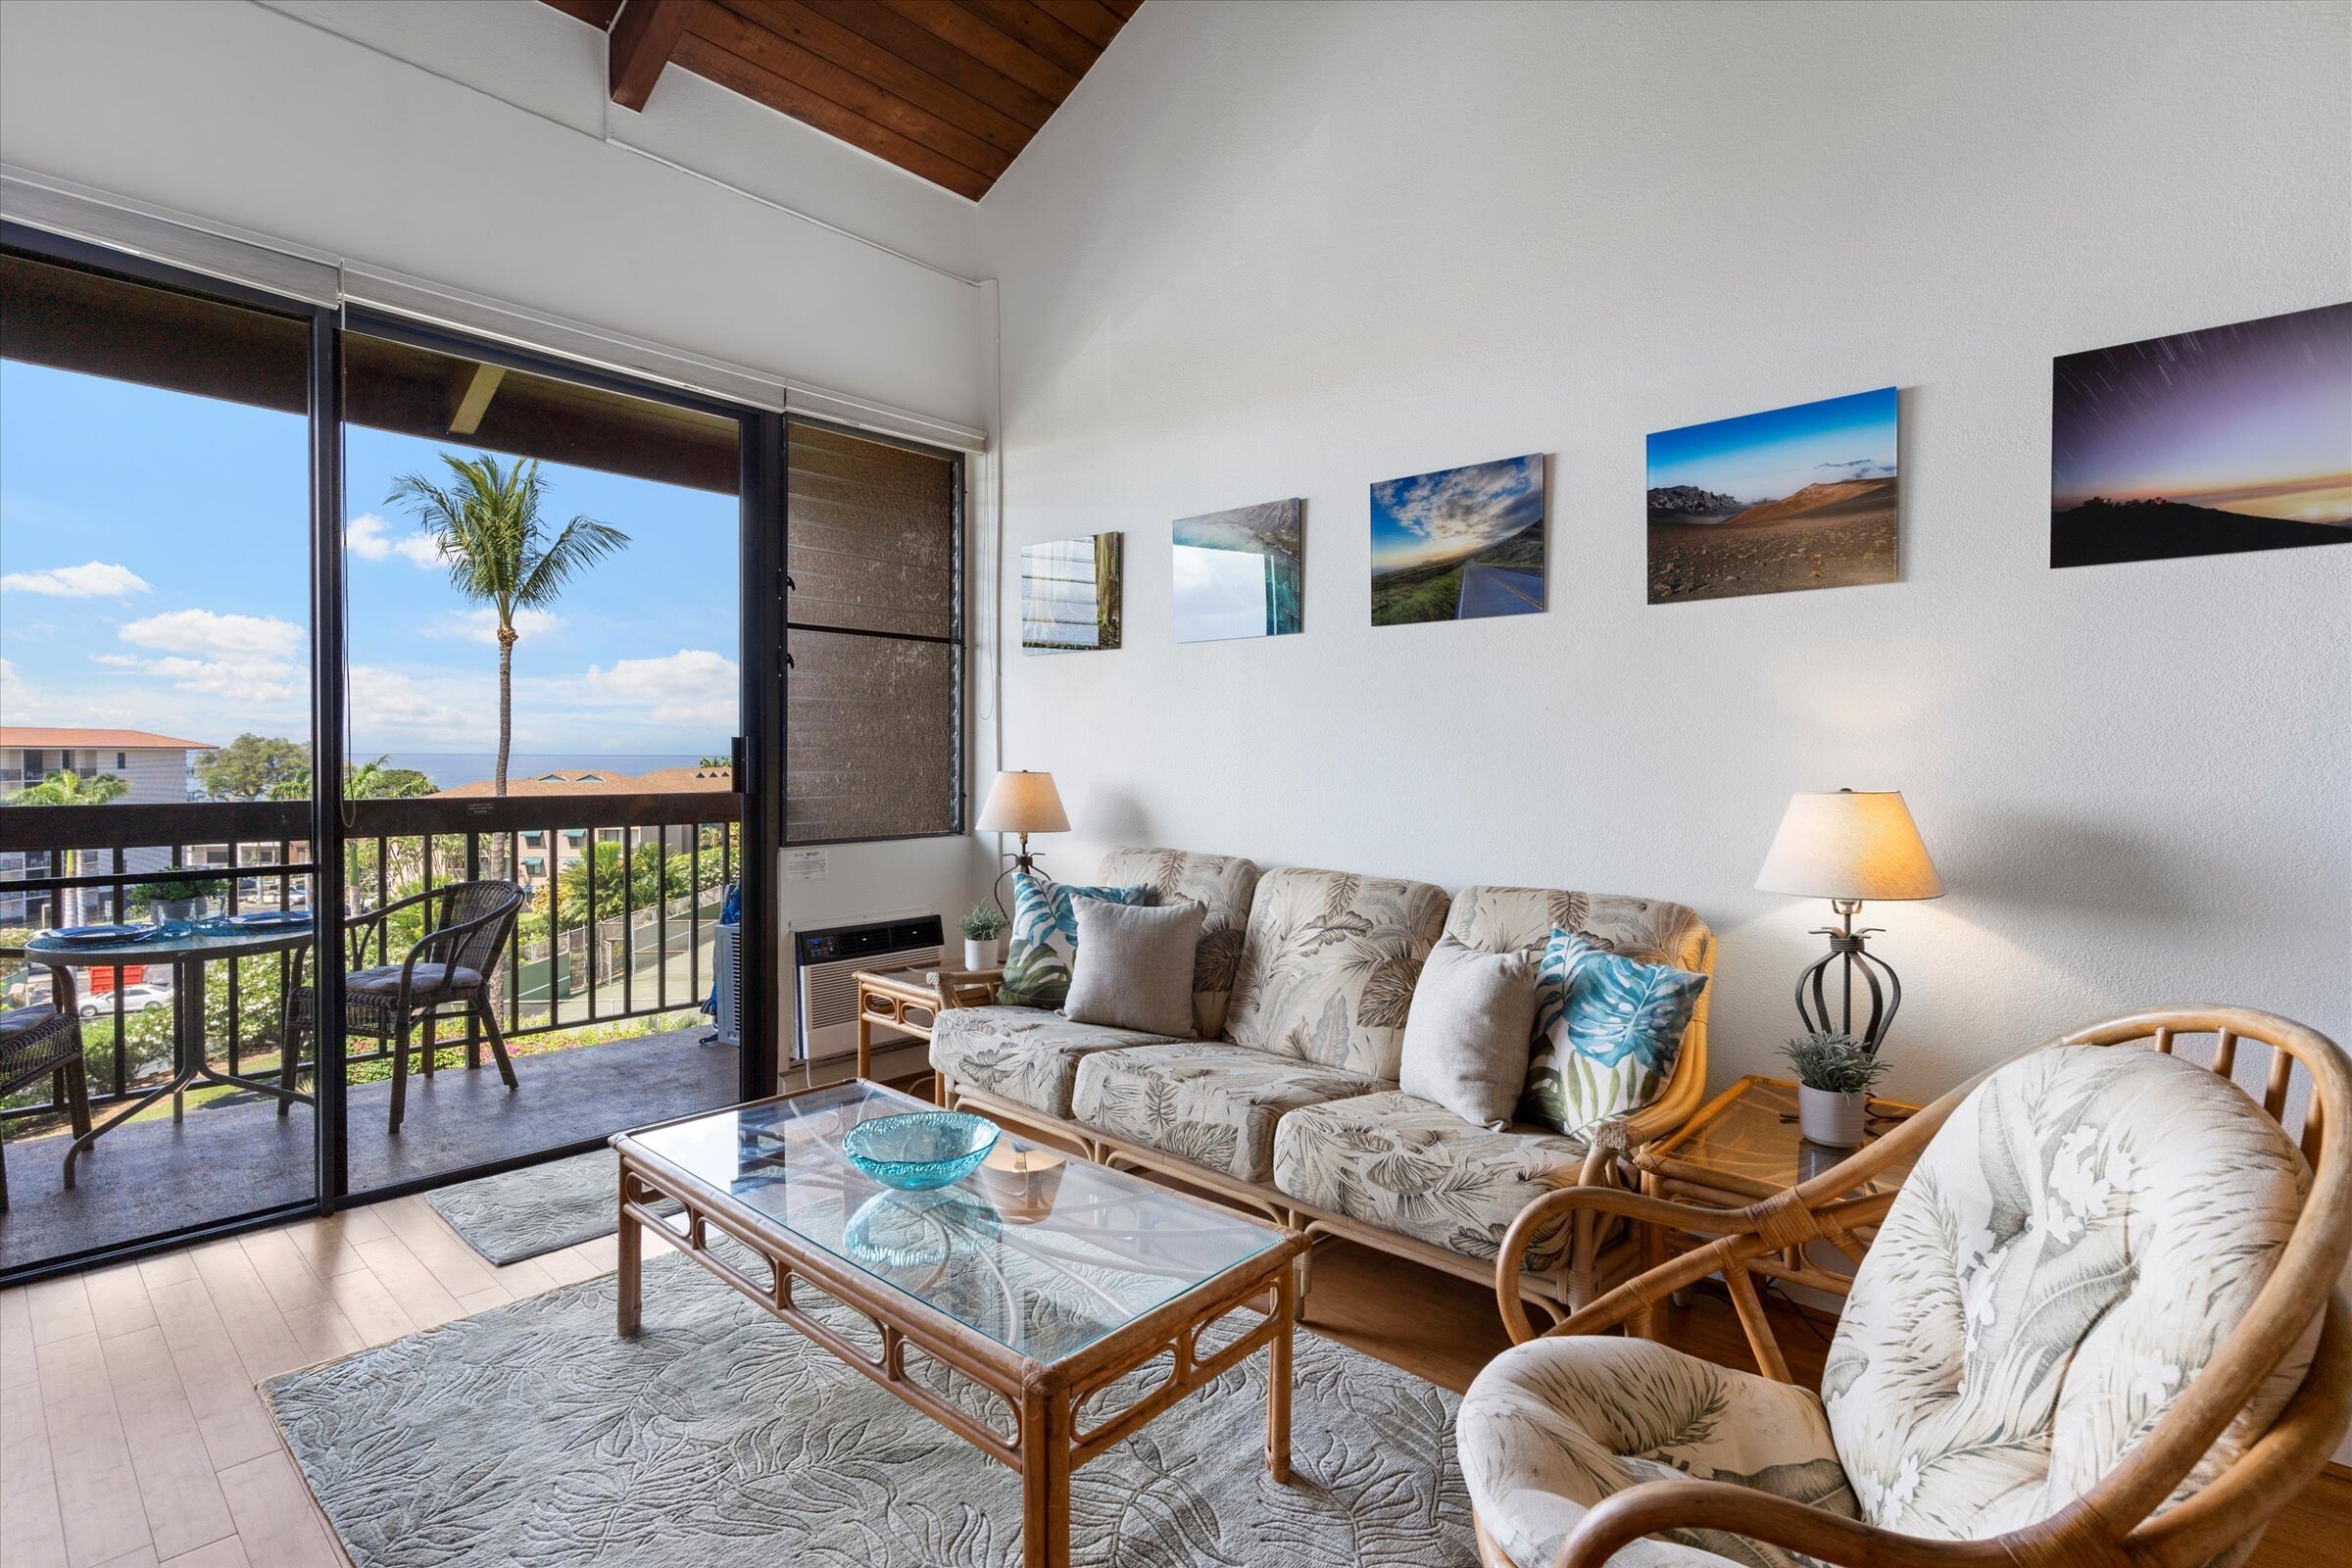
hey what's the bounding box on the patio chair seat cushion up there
[1069,1041,1389,1184]
[1,1004,79,1087]
[929,1005,1182,1118]
[1269,1090,1592,1272]
[1460,1334,1854,1568]
[345,963,485,999]
[1822,1045,2316,1538]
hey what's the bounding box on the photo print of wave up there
[2051,301,2351,568]
[1369,453,1545,625]
[1646,386,1899,606]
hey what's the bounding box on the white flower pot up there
[963,937,1003,970]
[154,898,207,925]
[1798,1085,1868,1148]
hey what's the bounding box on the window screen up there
[785,422,960,842]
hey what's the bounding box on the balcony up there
[0,790,745,1274]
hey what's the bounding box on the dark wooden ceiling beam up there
[687,4,1012,175]
[669,29,996,198]
[876,0,1078,100]
[793,0,1059,130]
[1033,0,1124,50]
[610,0,692,111]
[955,0,1102,80]
[716,0,1039,158]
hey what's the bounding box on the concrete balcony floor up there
[0,1025,742,1274]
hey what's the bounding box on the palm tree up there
[387,454,629,797]
[6,769,129,924]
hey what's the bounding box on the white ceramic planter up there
[154,898,208,925]
[1797,1084,1868,1148]
[963,937,1003,970]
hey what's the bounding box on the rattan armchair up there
[0,954,92,1208]
[1463,1005,2352,1568]
[286,880,527,1135]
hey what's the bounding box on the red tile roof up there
[0,726,216,750]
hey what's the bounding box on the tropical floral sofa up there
[930,848,1716,1315]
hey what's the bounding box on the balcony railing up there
[0,792,741,1128]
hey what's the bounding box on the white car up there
[79,982,173,1018]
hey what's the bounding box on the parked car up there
[80,981,173,1018]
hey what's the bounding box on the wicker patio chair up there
[1461,1005,2351,1568]
[0,953,92,1209]
[287,880,527,1135]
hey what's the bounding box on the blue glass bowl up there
[843,1111,1001,1191]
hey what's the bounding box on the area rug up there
[263,1252,1477,1567]
[423,1149,662,1265]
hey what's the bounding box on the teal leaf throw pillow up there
[996,873,1149,1009]
[1521,929,1707,1140]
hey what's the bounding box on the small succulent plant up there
[959,904,1009,941]
[1783,1031,1888,1097]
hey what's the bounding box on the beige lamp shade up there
[976,770,1070,836]
[1755,789,1943,902]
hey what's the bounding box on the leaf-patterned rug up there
[263,1253,1477,1567]
[425,1149,674,1265]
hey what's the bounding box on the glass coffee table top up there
[622,1080,1287,1364]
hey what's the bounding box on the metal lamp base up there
[1794,899,1904,1054]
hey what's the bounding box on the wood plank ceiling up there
[541,1,1141,199]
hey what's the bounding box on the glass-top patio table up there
[26,918,317,1182]
[612,1079,1306,1568]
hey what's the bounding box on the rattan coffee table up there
[612,1080,1305,1568]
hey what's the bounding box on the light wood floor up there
[2,1201,2344,1568]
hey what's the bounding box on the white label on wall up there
[783,849,829,882]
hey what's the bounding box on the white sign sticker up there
[783,849,829,882]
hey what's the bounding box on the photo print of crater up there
[2050,302,2351,568]
[1645,386,1899,605]
[1369,453,1546,626]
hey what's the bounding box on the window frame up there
[781,415,967,848]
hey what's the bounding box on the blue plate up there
[223,910,309,929]
[843,1111,1001,1191]
[44,924,151,944]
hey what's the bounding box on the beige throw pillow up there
[1063,896,1205,1038]
[1398,937,1539,1130]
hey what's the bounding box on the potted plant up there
[129,878,229,926]
[1782,1030,1888,1148]
[959,904,1009,970]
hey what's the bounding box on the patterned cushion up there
[1070,1041,1389,1183]
[1097,847,1261,1038]
[1444,884,1711,973]
[1223,866,1448,1080]
[344,963,484,998]
[1270,1091,1592,1271]
[1460,1335,1852,1568]
[1824,1046,2316,1538]
[929,1005,1180,1118]
[997,874,1148,1009]
[1521,932,1707,1139]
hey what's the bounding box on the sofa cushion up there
[929,1005,1181,1118]
[1824,1046,2315,1539]
[1460,1335,1853,1568]
[998,873,1149,1009]
[1097,847,1261,1038]
[1070,1041,1389,1183]
[1444,884,1712,971]
[1522,932,1708,1139]
[1397,938,1540,1130]
[1063,896,1204,1037]
[1271,1091,1592,1271]
[1224,866,1449,1081]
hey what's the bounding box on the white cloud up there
[583,649,738,730]
[0,658,24,709]
[345,513,445,568]
[348,665,478,744]
[0,561,152,598]
[94,652,304,704]
[429,607,562,646]
[1372,454,1544,563]
[119,609,305,661]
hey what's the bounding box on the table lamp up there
[1755,788,1942,1054]
[977,769,1069,909]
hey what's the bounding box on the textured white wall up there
[976,0,2352,1109]
[0,0,989,426]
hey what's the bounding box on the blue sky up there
[1646,386,1898,504]
[1,359,739,760]
[1369,454,1544,572]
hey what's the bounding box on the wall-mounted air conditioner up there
[790,913,944,1063]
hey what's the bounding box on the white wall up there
[976,0,2352,1110]
[0,0,999,1077]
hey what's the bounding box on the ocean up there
[383,753,706,790]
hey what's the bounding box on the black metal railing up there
[0,793,740,1126]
